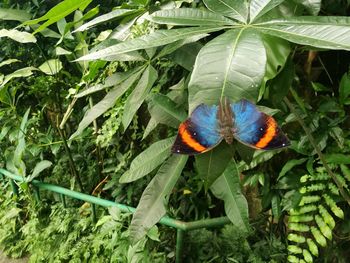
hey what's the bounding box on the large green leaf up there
[119,136,175,183]
[189,28,266,111]
[203,0,248,23]
[0,29,37,43]
[76,26,226,61]
[249,0,284,23]
[70,67,144,139]
[211,160,249,232]
[149,8,237,26]
[129,155,188,243]
[122,65,158,130]
[23,0,93,34]
[195,143,232,189]
[0,8,31,21]
[73,9,136,32]
[255,16,350,51]
[147,94,187,128]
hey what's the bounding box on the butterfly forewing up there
[171,104,222,155]
[231,99,290,150]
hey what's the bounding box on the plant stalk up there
[284,96,350,206]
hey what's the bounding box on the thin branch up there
[284,96,350,206]
[57,127,84,192]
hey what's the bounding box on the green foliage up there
[185,224,286,263]
[1,0,350,261]
[287,166,348,262]
[0,188,165,262]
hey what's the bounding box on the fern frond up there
[287,165,348,262]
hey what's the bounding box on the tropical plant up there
[1,0,350,262]
[72,0,350,243]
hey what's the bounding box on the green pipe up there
[183,216,231,231]
[0,169,231,231]
[175,229,185,263]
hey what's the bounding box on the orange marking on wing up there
[255,116,277,149]
[179,123,207,152]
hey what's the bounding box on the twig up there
[57,127,84,192]
[284,96,350,206]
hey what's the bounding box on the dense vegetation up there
[1,0,350,262]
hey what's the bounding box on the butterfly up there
[172,98,290,155]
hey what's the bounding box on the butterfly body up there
[172,98,290,155]
[218,97,235,144]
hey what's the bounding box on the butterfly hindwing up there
[172,104,222,155]
[231,99,290,150]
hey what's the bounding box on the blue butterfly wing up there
[172,104,222,155]
[231,99,290,150]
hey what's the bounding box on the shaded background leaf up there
[211,160,250,232]
[129,155,188,243]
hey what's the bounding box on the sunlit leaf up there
[0,59,20,69]
[0,67,37,88]
[0,29,37,43]
[23,0,93,34]
[38,59,63,75]
[55,47,72,56]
